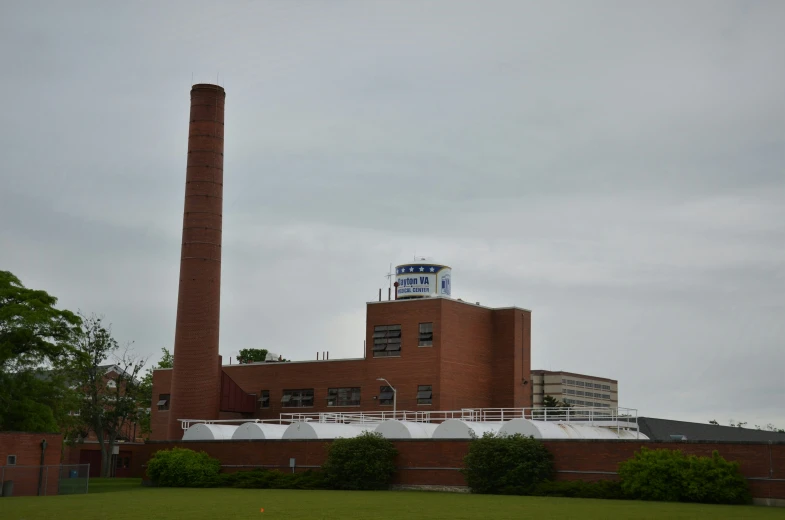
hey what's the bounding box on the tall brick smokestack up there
[168,84,225,439]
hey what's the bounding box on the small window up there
[418,323,433,347]
[258,390,270,409]
[379,386,394,406]
[565,389,575,395]
[282,389,313,408]
[602,384,611,391]
[157,394,170,411]
[416,385,432,405]
[566,379,575,385]
[576,390,584,396]
[373,325,402,357]
[327,387,361,407]
[594,383,602,389]
[575,381,585,387]
[7,455,16,465]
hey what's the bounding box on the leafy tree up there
[138,347,173,435]
[322,432,398,490]
[462,432,553,495]
[67,313,145,477]
[237,348,268,364]
[618,447,751,504]
[0,270,81,432]
[542,395,562,408]
[146,447,220,487]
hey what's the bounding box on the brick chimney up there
[168,84,225,439]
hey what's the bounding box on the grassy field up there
[2,478,781,520]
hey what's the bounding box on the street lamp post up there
[376,377,397,418]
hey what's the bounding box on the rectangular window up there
[379,386,394,406]
[157,394,170,411]
[594,383,601,389]
[603,394,610,400]
[418,323,433,346]
[281,389,314,408]
[416,385,433,405]
[602,384,611,391]
[575,381,585,387]
[258,390,270,409]
[373,325,402,357]
[576,390,584,396]
[566,389,576,395]
[566,379,575,385]
[7,455,16,465]
[561,378,567,384]
[327,387,361,407]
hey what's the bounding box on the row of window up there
[562,379,611,391]
[373,323,432,357]
[258,385,434,408]
[564,389,611,400]
[563,398,611,408]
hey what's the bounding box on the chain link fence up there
[0,464,90,497]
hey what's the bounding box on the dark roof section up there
[531,369,617,383]
[639,417,785,442]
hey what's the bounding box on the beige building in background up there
[531,370,618,409]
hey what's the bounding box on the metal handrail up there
[179,406,639,435]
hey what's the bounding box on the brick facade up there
[152,298,532,440]
[0,432,62,497]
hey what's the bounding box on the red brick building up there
[151,297,532,440]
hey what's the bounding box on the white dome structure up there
[182,423,238,441]
[431,420,503,439]
[374,420,438,439]
[282,422,375,440]
[231,422,288,440]
[498,419,648,440]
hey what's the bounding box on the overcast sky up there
[1,1,783,427]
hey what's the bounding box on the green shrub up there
[531,479,624,500]
[146,447,220,487]
[462,433,553,495]
[618,447,751,505]
[681,451,751,505]
[219,469,327,490]
[322,431,398,490]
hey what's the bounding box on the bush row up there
[461,433,751,505]
[147,431,396,491]
[146,431,752,505]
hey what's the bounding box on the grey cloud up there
[1,0,783,428]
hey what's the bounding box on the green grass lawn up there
[2,478,780,519]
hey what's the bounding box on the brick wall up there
[440,301,494,410]
[0,432,62,496]
[136,439,785,501]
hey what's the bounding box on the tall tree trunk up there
[96,428,111,478]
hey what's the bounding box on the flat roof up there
[222,357,365,368]
[367,296,531,313]
[531,369,617,384]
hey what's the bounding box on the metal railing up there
[179,406,639,434]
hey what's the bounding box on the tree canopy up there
[237,348,268,364]
[0,270,81,432]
